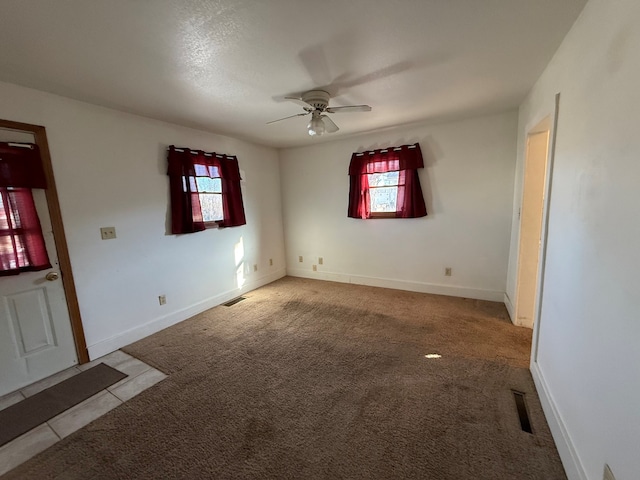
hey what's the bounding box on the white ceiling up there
[0,0,587,148]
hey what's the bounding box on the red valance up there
[0,142,47,188]
[167,146,241,181]
[348,143,423,175]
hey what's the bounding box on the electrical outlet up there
[318,257,323,265]
[603,464,616,480]
[253,264,258,272]
[445,267,452,276]
[158,295,166,305]
[298,255,303,263]
[312,265,317,271]
[269,258,273,266]
[100,227,116,240]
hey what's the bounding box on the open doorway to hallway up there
[515,117,551,329]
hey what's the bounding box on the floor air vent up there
[512,391,532,433]
[223,296,246,307]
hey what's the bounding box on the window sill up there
[203,221,224,229]
[369,212,397,218]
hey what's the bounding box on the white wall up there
[506,0,640,478]
[0,81,286,359]
[279,112,517,301]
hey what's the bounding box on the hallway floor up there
[0,350,166,476]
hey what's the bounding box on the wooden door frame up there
[0,118,89,364]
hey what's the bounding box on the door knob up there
[45,272,59,281]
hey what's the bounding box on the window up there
[0,142,51,276]
[194,176,223,223]
[348,143,427,219]
[167,146,246,234]
[368,171,400,217]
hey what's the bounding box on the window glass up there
[195,177,221,193]
[0,188,25,269]
[368,172,399,213]
[195,177,223,222]
[368,172,398,187]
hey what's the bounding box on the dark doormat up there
[0,363,127,447]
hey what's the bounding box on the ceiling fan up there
[267,90,372,136]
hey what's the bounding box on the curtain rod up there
[5,142,34,149]
[354,143,418,157]
[168,147,235,159]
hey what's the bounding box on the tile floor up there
[0,350,166,476]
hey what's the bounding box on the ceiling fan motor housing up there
[301,90,330,111]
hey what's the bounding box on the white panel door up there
[0,130,77,396]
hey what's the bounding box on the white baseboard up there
[87,268,286,360]
[530,361,587,480]
[504,292,515,322]
[286,268,504,302]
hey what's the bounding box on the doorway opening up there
[514,117,552,329]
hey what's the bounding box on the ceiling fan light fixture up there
[307,115,326,136]
[268,89,370,136]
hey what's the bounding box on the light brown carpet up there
[4,277,566,479]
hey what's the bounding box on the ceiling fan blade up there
[299,44,333,87]
[321,115,339,133]
[266,112,310,124]
[325,105,372,113]
[284,96,314,110]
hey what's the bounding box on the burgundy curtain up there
[0,143,51,275]
[216,155,245,228]
[348,172,370,219]
[167,145,246,234]
[348,143,427,219]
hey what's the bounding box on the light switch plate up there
[100,227,116,240]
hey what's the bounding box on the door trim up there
[0,118,89,364]
[530,93,560,364]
